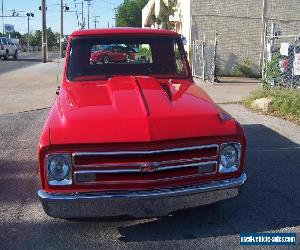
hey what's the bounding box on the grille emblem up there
[140,162,159,173]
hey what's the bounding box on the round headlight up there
[220,144,238,168]
[48,155,70,181]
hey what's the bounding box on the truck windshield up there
[67,36,189,81]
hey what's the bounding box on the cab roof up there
[70,28,180,37]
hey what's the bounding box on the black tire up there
[13,50,18,60]
[125,54,131,63]
[3,50,9,60]
[103,55,109,64]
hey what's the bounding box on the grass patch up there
[243,87,300,125]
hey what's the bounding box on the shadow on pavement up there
[217,77,259,84]
[116,124,300,242]
[15,58,42,63]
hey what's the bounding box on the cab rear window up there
[67,36,189,81]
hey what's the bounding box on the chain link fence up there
[190,0,300,83]
[192,35,217,83]
[263,22,300,88]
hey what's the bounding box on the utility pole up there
[84,0,91,29]
[74,1,84,29]
[26,13,34,53]
[81,1,84,28]
[93,15,100,28]
[1,0,3,34]
[60,0,63,58]
[42,0,47,63]
[27,15,29,52]
[261,0,267,79]
[82,17,86,29]
[87,0,90,29]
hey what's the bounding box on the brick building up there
[143,0,300,75]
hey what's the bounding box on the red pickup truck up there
[38,28,247,218]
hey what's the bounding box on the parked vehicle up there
[0,37,18,60]
[38,28,247,219]
[11,38,21,50]
[90,44,135,64]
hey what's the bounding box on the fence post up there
[262,21,267,81]
[202,34,206,80]
[270,22,276,52]
[210,33,218,84]
[192,41,195,76]
[260,0,267,71]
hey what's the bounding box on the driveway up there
[0,104,299,249]
[194,77,260,103]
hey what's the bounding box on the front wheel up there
[103,55,109,64]
[3,50,9,60]
[13,50,18,60]
[125,54,131,63]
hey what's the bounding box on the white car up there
[0,37,18,60]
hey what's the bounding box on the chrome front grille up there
[72,144,219,185]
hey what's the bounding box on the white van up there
[0,37,18,60]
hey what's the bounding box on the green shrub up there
[138,47,151,58]
[232,59,254,77]
[262,52,281,88]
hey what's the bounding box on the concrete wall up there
[191,0,300,75]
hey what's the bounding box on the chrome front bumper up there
[38,173,246,218]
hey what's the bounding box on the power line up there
[73,0,80,28]
[84,0,92,29]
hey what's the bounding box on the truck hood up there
[49,76,237,145]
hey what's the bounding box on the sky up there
[1,0,123,35]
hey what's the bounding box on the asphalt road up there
[0,104,299,249]
[0,51,60,74]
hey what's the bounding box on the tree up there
[20,33,35,51]
[156,0,177,30]
[9,31,22,39]
[115,0,148,27]
[20,34,28,47]
[47,27,58,50]
[32,30,42,47]
[54,32,60,45]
